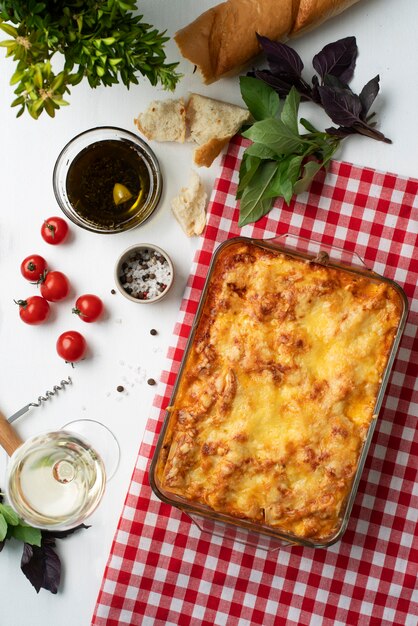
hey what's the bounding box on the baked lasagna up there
[155,241,403,541]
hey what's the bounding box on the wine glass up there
[0,414,120,531]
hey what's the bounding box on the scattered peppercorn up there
[150,329,158,336]
[111,289,116,294]
[147,378,156,386]
[117,385,124,392]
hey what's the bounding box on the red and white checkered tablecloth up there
[93,136,418,626]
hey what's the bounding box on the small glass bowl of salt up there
[115,244,174,303]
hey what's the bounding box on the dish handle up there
[261,232,371,271]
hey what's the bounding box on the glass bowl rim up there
[52,125,163,234]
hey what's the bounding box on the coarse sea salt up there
[119,247,172,301]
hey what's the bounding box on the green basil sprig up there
[0,491,88,594]
[237,79,340,226]
[236,35,391,227]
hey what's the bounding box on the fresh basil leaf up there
[325,125,356,138]
[280,87,300,134]
[239,76,280,120]
[0,503,19,526]
[359,75,380,118]
[317,85,362,127]
[300,118,319,134]
[257,33,304,77]
[312,36,357,83]
[12,524,42,547]
[324,74,351,90]
[293,161,323,194]
[320,138,341,167]
[21,541,61,594]
[264,155,303,201]
[251,69,295,99]
[238,161,278,226]
[0,514,7,542]
[242,118,305,156]
[237,154,261,198]
[244,144,278,159]
[252,69,312,101]
[280,179,294,205]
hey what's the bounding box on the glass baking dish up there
[150,234,408,549]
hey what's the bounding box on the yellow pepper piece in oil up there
[113,183,133,206]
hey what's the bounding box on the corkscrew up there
[7,377,73,424]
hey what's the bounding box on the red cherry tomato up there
[20,254,48,282]
[41,217,69,245]
[56,331,87,363]
[72,294,104,323]
[15,296,50,325]
[39,271,70,302]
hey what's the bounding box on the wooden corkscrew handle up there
[0,410,24,456]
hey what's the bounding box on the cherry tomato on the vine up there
[41,217,69,245]
[72,294,104,323]
[15,296,50,325]
[56,330,87,364]
[39,270,70,302]
[20,254,48,282]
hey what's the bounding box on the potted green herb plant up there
[0,0,181,119]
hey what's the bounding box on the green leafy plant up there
[237,36,390,227]
[0,490,88,593]
[0,0,181,119]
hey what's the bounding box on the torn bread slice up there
[134,98,186,143]
[186,93,251,166]
[171,170,207,236]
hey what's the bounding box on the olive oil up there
[66,139,151,230]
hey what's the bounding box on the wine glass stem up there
[53,460,76,484]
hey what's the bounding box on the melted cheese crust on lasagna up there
[157,242,402,540]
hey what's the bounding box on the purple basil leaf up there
[252,70,311,101]
[326,126,357,138]
[359,75,380,118]
[21,541,61,594]
[312,36,357,83]
[318,85,362,127]
[324,74,351,90]
[311,75,322,104]
[42,523,90,541]
[256,33,303,77]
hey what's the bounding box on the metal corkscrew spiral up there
[7,377,73,424]
[27,377,73,408]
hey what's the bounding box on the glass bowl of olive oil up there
[53,127,163,234]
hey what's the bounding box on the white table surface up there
[0,1,416,624]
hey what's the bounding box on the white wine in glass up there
[0,415,119,531]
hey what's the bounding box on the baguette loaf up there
[175,0,361,83]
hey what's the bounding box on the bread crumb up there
[171,170,207,237]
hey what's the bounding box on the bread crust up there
[194,137,230,167]
[175,0,361,83]
[293,0,360,34]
